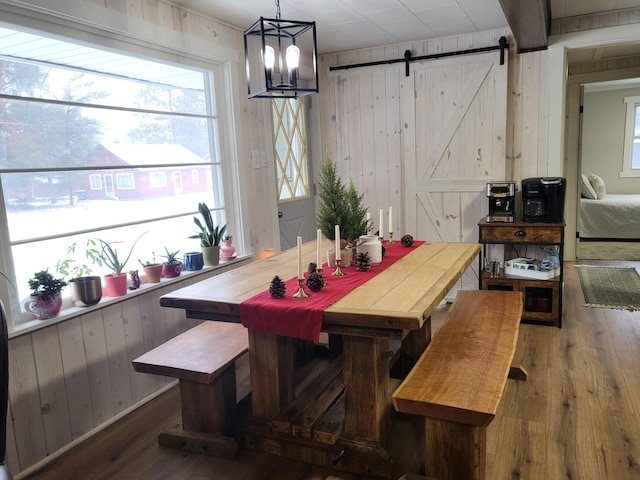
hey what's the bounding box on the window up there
[621,95,640,177]
[272,98,309,201]
[0,25,231,328]
[116,173,135,190]
[89,175,102,190]
[150,172,167,188]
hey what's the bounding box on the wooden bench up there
[132,321,249,459]
[392,290,523,480]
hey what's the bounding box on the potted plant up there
[160,247,183,278]
[189,202,227,266]
[92,232,146,297]
[316,157,362,266]
[25,269,67,320]
[139,252,163,284]
[56,240,103,307]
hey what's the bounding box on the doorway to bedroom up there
[576,78,640,260]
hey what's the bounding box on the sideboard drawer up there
[480,225,562,243]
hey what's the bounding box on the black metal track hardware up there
[329,36,508,76]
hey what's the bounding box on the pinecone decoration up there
[269,276,286,299]
[355,252,371,272]
[306,272,324,292]
[401,234,414,247]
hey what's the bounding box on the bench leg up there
[158,366,239,459]
[424,417,486,480]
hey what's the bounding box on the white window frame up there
[0,5,246,334]
[621,95,640,178]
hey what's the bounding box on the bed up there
[579,194,640,240]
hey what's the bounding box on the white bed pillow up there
[580,173,597,199]
[588,173,606,200]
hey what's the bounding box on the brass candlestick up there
[388,232,395,244]
[332,258,345,276]
[316,267,326,285]
[293,278,309,298]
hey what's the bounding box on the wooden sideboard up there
[478,219,564,327]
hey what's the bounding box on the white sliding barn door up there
[405,52,507,242]
[403,52,507,290]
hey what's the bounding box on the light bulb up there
[285,45,300,69]
[263,45,275,69]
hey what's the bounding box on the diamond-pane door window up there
[272,98,309,200]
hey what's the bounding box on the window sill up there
[9,254,253,339]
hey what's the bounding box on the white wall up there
[582,85,640,194]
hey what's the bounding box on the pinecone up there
[269,276,286,299]
[355,252,371,272]
[306,272,324,292]
[401,234,414,247]
[308,262,317,274]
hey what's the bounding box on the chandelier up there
[244,0,318,99]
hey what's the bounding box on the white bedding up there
[580,194,640,239]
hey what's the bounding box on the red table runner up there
[240,241,423,342]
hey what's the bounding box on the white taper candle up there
[379,209,384,239]
[297,236,303,279]
[389,206,393,233]
[316,228,322,268]
[335,224,341,263]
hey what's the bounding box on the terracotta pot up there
[202,246,220,266]
[69,276,102,306]
[161,262,183,278]
[26,292,63,320]
[143,263,163,283]
[104,273,128,297]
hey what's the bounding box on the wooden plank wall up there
[3,0,640,477]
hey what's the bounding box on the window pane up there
[633,139,640,169]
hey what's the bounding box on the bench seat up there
[133,321,249,458]
[392,290,523,480]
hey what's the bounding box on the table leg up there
[248,329,295,419]
[401,315,431,377]
[342,335,390,445]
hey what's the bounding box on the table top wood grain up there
[161,241,480,332]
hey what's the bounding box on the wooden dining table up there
[160,240,480,478]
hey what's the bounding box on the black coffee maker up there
[486,182,516,222]
[521,177,566,222]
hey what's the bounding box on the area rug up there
[576,265,640,311]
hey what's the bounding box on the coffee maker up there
[486,182,516,222]
[521,177,566,222]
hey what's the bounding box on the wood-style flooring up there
[21,260,640,480]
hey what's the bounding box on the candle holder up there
[332,259,345,276]
[293,278,310,298]
[388,232,395,244]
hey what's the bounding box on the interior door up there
[273,97,316,250]
[405,51,508,289]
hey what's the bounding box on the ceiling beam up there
[498,0,551,53]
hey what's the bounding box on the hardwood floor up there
[21,260,640,480]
